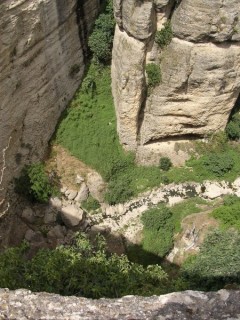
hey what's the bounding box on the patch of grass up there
[140,198,206,259]
[181,229,240,290]
[55,62,166,203]
[211,195,240,230]
[55,62,240,204]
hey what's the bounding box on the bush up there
[155,21,173,48]
[145,63,161,88]
[141,205,174,258]
[182,229,240,290]
[0,234,168,298]
[203,152,234,177]
[104,176,134,205]
[81,196,100,212]
[159,157,172,171]
[211,196,240,230]
[88,1,115,63]
[15,163,56,203]
[226,113,240,140]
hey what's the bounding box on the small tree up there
[15,163,56,203]
[155,21,173,49]
[159,157,172,171]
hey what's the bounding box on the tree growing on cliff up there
[88,0,115,63]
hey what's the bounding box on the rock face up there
[1,288,240,319]
[112,0,240,164]
[0,0,99,206]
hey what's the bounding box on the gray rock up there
[43,209,56,224]
[1,289,240,319]
[172,0,240,42]
[21,208,36,224]
[49,197,62,209]
[67,190,78,201]
[75,183,89,203]
[87,172,106,203]
[60,205,84,228]
[75,174,84,184]
[47,225,66,240]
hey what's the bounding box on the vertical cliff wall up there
[112,0,240,165]
[0,0,99,208]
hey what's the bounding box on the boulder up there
[21,208,36,224]
[60,205,84,228]
[87,172,106,202]
[75,183,89,203]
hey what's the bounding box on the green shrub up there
[159,157,172,171]
[104,176,134,205]
[155,21,173,48]
[226,113,240,140]
[141,205,174,258]
[0,234,168,298]
[81,196,100,212]
[211,196,240,230]
[182,229,240,290]
[15,163,56,203]
[203,152,234,177]
[88,1,115,63]
[145,63,161,88]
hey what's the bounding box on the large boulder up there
[60,205,84,228]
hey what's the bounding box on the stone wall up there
[0,0,99,210]
[1,288,240,319]
[112,0,240,165]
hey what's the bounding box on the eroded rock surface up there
[112,0,240,164]
[0,0,99,206]
[0,288,240,319]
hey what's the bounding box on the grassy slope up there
[55,62,240,203]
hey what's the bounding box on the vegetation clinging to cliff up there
[88,0,115,63]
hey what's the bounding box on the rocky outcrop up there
[0,0,99,209]
[112,0,240,164]
[1,288,240,319]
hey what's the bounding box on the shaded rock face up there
[0,0,99,204]
[112,0,240,164]
[1,288,240,319]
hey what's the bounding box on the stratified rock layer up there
[0,288,240,319]
[112,0,240,164]
[0,0,99,203]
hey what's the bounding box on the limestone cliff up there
[112,0,240,165]
[1,288,240,319]
[0,0,99,210]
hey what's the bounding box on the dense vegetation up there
[88,1,115,63]
[0,234,167,298]
[141,198,206,258]
[14,163,57,203]
[181,229,240,291]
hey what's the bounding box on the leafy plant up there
[203,152,234,177]
[145,63,161,88]
[0,234,168,298]
[226,113,240,140]
[159,157,172,171]
[15,163,56,203]
[211,196,240,230]
[181,229,240,290]
[81,196,100,212]
[141,205,174,258]
[88,1,115,63]
[155,21,173,48]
